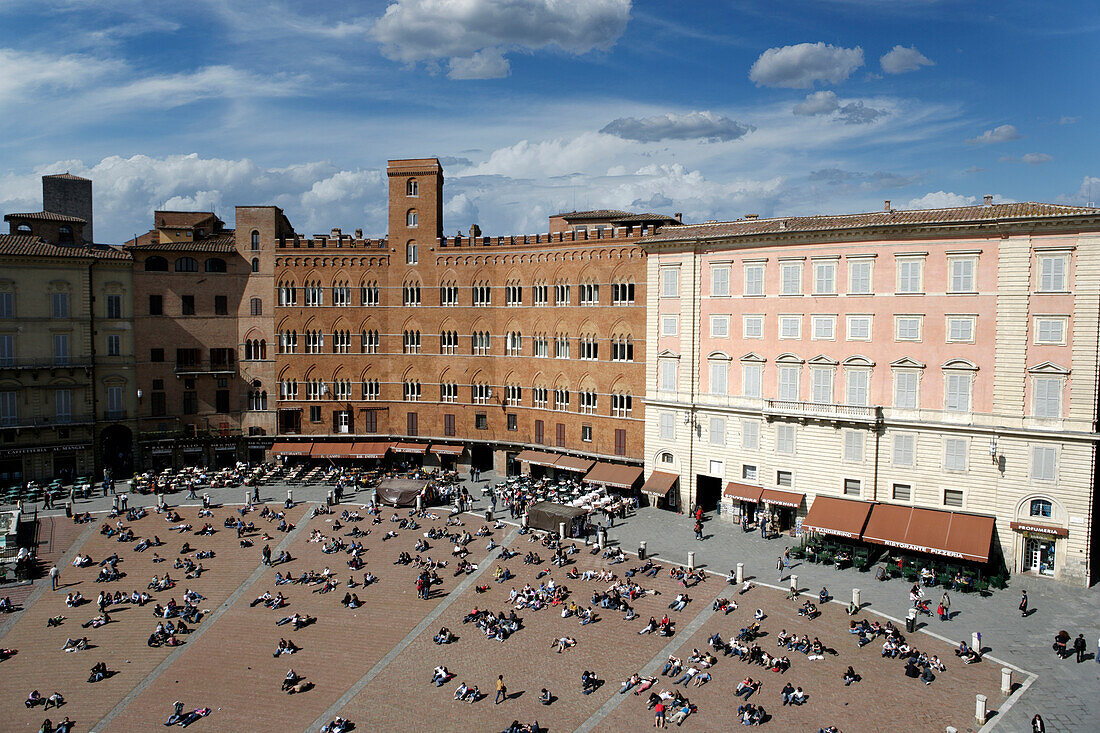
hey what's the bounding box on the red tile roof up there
[4,211,87,223]
[126,233,236,253]
[0,235,130,260]
[643,202,1100,245]
[42,173,90,181]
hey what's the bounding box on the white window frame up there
[661,315,679,337]
[895,315,923,342]
[711,265,730,297]
[742,464,758,481]
[1034,317,1068,346]
[744,264,765,297]
[943,437,968,472]
[775,424,795,454]
[896,257,924,294]
[813,261,837,295]
[944,372,973,413]
[949,257,976,293]
[846,315,872,341]
[843,430,864,462]
[779,315,801,340]
[892,483,912,502]
[847,259,873,295]
[780,262,802,296]
[742,362,763,398]
[659,359,678,392]
[892,433,915,466]
[741,419,759,450]
[811,315,836,341]
[709,359,729,395]
[1032,376,1063,419]
[811,367,834,404]
[845,369,869,406]
[1038,254,1068,293]
[709,417,726,446]
[742,315,764,339]
[1030,445,1057,482]
[660,268,680,298]
[893,370,920,409]
[946,316,976,344]
[710,315,730,339]
[659,412,675,440]
[777,365,800,401]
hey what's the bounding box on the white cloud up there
[966,124,1022,145]
[462,132,632,178]
[749,42,864,88]
[0,48,122,104]
[1021,153,1052,165]
[599,111,755,143]
[906,191,977,209]
[793,91,839,116]
[836,101,888,125]
[371,0,632,79]
[880,45,934,74]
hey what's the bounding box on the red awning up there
[802,496,873,539]
[429,444,464,456]
[641,471,679,498]
[271,441,311,456]
[516,450,562,468]
[392,442,427,454]
[760,488,804,508]
[863,504,995,563]
[348,441,391,458]
[310,442,354,458]
[583,463,643,489]
[724,482,763,503]
[555,455,595,473]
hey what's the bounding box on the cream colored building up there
[642,201,1100,586]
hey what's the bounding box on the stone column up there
[688,551,695,571]
[1001,668,1013,695]
[975,694,987,724]
[736,562,744,584]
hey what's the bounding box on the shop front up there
[800,496,876,570]
[723,482,763,528]
[180,445,205,467]
[760,488,805,535]
[554,454,595,479]
[1009,521,1067,578]
[429,444,464,471]
[271,441,312,464]
[583,463,643,496]
[640,470,679,511]
[213,443,238,468]
[515,450,564,479]
[149,446,173,471]
[392,442,427,468]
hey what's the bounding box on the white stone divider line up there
[90,503,317,733]
[306,527,521,733]
[0,519,100,641]
[573,582,728,733]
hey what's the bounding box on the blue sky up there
[0,0,1097,243]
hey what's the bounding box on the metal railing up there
[763,399,878,422]
[174,360,236,375]
[0,413,95,429]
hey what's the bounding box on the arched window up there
[250,297,262,316]
[406,241,418,265]
[144,256,169,272]
[1029,499,1053,518]
[58,225,74,244]
[406,209,418,228]
[15,223,31,234]
[661,452,674,464]
[259,340,266,360]
[407,178,418,197]
[175,257,198,272]
[251,258,259,273]
[250,230,260,250]
[204,257,226,273]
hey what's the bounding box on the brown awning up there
[271,441,311,456]
[863,504,995,563]
[760,488,804,508]
[802,496,873,539]
[1010,521,1068,538]
[310,442,353,458]
[555,455,595,473]
[641,471,679,498]
[348,441,391,458]
[516,450,562,468]
[724,482,763,503]
[584,463,643,489]
[392,442,427,454]
[429,444,464,456]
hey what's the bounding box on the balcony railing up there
[0,413,96,429]
[174,360,236,375]
[763,399,878,423]
[0,357,93,370]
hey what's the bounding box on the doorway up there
[695,475,722,512]
[1023,537,1056,577]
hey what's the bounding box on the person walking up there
[777,556,784,582]
[1019,590,1029,617]
[49,565,59,591]
[494,674,506,704]
[940,592,951,622]
[1073,633,1087,663]
[694,521,703,541]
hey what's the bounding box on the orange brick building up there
[271,158,674,476]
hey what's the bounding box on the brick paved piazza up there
[0,486,1041,733]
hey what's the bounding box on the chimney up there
[354,228,363,239]
[470,224,481,239]
[674,213,683,222]
[984,195,994,206]
[330,228,342,238]
[745,214,759,220]
[884,200,891,212]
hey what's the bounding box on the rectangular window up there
[150,348,164,362]
[443,413,455,437]
[661,315,678,337]
[407,411,419,436]
[943,489,964,508]
[742,363,762,398]
[0,391,16,426]
[215,389,230,414]
[832,368,859,407]
[556,422,566,447]
[775,424,795,454]
[947,316,975,343]
[709,417,726,446]
[812,367,833,403]
[506,413,517,431]
[306,405,321,422]
[532,419,544,444]
[710,315,730,338]
[0,292,12,318]
[659,412,675,440]
[743,315,764,339]
[950,258,976,293]
[777,366,800,401]
[1033,377,1062,418]
[53,333,70,365]
[708,459,724,476]
[149,294,163,315]
[846,315,872,341]
[181,295,195,315]
[151,392,166,417]
[614,428,627,456]
[744,264,765,296]
[742,464,758,481]
[741,420,759,450]
[106,294,122,319]
[711,265,730,297]
[843,430,864,461]
[811,315,835,341]
[944,438,967,471]
[107,385,123,415]
[895,316,922,341]
[893,433,915,466]
[51,292,69,319]
[896,258,923,294]
[659,360,678,392]
[893,371,918,409]
[0,334,12,366]
[780,262,802,295]
[55,388,71,422]
[1032,445,1057,482]
[844,478,861,496]
[892,483,912,501]
[813,261,836,295]
[779,315,801,340]
[214,295,227,315]
[709,361,728,395]
[776,470,792,488]
[1038,255,1067,292]
[848,259,872,294]
[1034,317,1067,345]
[107,334,120,356]
[944,373,972,412]
[581,424,593,442]
[660,268,679,298]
